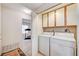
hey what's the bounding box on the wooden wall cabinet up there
[42,4,77,28]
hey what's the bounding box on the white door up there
[38,36,49,56]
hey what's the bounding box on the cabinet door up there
[67,4,77,25]
[42,14,48,27]
[56,8,64,26]
[39,36,49,56]
[48,12,55,27]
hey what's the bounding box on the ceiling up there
[2,3,60,14]
[21,3,60,14]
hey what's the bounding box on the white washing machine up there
[50,32,76,56]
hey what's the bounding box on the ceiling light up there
[23,8,32,14]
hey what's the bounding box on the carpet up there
[1,48,26,56]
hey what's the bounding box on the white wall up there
[70,4,79,56]
[31,12,43,55]
[19,40,32,55]
[0,4,1,37]
[1,4,30,53]
[0,4,1,55]
[77,4,79,56]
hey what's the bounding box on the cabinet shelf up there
[43,25,77,28]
